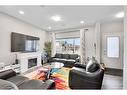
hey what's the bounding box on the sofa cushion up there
[86,60,100,73]
[7,75,29,86]
[55,53,62,58]
[69,54,78,59]
[62,54,69,59]
[18,79,45,89]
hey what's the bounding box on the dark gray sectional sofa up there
[0,69,55,89]
[50,53,80,68]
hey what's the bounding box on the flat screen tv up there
[11,32,40,52]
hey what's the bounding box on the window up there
[56,38,80,54]
[107,37,119,58]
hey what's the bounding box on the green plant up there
[44,41,52,57]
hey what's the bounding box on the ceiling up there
[0,6,124,32]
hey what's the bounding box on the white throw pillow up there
[86,60,93,72]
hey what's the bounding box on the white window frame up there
[106,36,120,58]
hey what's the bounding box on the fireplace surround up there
[17,52,41,73]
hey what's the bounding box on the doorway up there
[101,32,123,70]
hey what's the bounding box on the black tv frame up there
[11,32,40,52]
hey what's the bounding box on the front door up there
[101,32,123,70]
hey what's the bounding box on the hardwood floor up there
[102,74,123,89]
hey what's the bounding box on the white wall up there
[0,13,49,66]
[123,6,127,89]
[100,21,124,69]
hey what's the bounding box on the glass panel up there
[74,38,80,54]
[55,38,80,54]
[107,37,119,58]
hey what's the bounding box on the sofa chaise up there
[0,69,55,89]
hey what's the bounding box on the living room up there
[0,5,127,91]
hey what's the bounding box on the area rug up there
[51,67,71,89]
[24,67,71,90]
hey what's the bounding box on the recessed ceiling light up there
[80,21,84,24]
[19,10,24,15]
[116,12,124,18]
[51,15,61,22]
[48,26,52,30]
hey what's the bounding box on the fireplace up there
[17,52,41,73]
[28,58,37,68]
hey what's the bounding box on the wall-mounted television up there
[11,32,40,52]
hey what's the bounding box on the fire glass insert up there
[28,58,37,68]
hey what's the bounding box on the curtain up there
[80,29,88,64]
[51,33,56,56]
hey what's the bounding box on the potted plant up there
[44,41,52,57]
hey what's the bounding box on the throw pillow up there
[86,59,100,73]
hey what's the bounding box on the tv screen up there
[11,32,40,52]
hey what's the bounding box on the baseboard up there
[105,68,123,76]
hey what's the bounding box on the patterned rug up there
[51,67,71,89]
[24,67,71,90]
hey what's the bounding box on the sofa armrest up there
[0,79,18,89]
[44,79,55,89]
[0,69,16,80]
[74,63,86,69]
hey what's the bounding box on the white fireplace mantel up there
[17,52,42,73]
